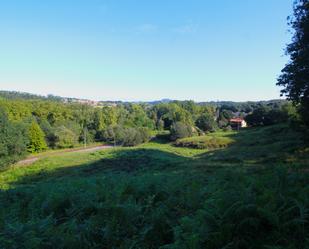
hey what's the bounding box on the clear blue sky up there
[0,0,293,101]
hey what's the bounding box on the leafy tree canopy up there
[277,0,309,125]
[28,120,47,153]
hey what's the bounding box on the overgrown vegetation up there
[0,124,308,249]
[175,132,235,149]
[170,122,195,141]
[103,125,151,146]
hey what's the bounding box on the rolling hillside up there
[0,124,308,249]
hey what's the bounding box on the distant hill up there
[0,90,286,107]
[0,91,63,102]
[0,91,46,100]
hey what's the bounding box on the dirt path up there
[16,145,114,166]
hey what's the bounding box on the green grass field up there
[174,131,235,149]
[0,124,309,249]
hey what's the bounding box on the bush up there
[101,125,125,145]
[122,128,143,146]
[39,120,58,148]
[126,127,151,146]
[195,113,218,132]
[102,125,151,146]
[175,135,234,149]
[54,126,78,148]
[170,122,194,141]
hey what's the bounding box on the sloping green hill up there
[0,125,308,249]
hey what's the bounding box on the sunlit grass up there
[1,124,306,190]
[175,133,235,149]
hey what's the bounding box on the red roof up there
[230,118,244,123]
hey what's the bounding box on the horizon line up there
[0,89,286,103]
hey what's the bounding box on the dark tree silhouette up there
[277,0,309,125]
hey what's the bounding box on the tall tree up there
[195,113,218,132]
[28,121,47,153]
[277,0,309,125]
[0,109,28,168]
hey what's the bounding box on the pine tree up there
[28,121,47,153]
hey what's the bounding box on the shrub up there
[54,126,78,148]
[175,135,234,149]
[39,120,58,148]
[101,125,126,145]
[102,125,151,146]
[195,113,218,132]
[122,128,142,146]
[123,127,151,146]
[170,122,194,141]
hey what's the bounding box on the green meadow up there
[0,124,308,249]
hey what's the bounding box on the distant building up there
[229,118,247,130]
[61,98,100,107]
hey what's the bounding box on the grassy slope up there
[0,124,309,249]
[174,131,236,149]
[1,124,304,189]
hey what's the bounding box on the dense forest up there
[0,90,296,169]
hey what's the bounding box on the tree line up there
[0,93,295,169]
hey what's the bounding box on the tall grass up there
[0,124,308,249]
[175,134,234,149]
[0,168,308,249]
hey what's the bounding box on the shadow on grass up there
[150,133,171,144]
[5,124,306,188]
[10,148,194,187]
[198,125,305,165]
[1,128,308,249]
